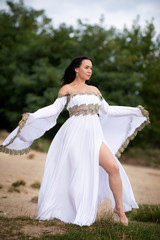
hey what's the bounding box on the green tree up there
[0,1,159,146]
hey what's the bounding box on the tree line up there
[0,0,160,147]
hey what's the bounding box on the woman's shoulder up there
[88,85,102,96]
[58,84,71,96]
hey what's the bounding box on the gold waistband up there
[68,104,100,117]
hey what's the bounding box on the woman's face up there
[75,59,92,81]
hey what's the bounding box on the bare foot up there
[114,208,128,226]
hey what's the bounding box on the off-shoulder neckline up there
[58,91,103,100]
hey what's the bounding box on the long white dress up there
[0,92,149,226]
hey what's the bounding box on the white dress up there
[0,92,149,226]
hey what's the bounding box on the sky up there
[1,0,160,34]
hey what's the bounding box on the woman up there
[0,56,149,226]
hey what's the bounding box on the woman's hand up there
[145,110,149,116]
[18,114,24,124]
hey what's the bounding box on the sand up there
[0,148,160,220]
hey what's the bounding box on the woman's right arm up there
[19,91,68,126]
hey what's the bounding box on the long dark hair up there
[61,56,93,85]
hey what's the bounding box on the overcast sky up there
[1,0,160,34]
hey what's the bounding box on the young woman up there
[0,56,149,226]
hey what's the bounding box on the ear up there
[75,67,79,73]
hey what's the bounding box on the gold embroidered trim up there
[0,145,31,155]
[69,104,100,117]
[115,105,150,158]
[0,113,31,155]
[58,93,70,98]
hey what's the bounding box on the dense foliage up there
[0,0,160,146]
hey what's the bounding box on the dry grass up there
[8,186,20,193]
[121,147,160,168]
[27,153,35,159]
[0,130,9,139]
[31,196,38,203]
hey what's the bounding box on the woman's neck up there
[72,78,86,86]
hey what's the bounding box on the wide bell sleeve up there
[0,96,67,155]
[98,98,150,158]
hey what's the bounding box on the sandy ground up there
[0,148,160,221]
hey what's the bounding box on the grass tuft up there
[0,184,3,189]
[127,204,160,223]
[12,180,26,187]
[30,181,41,189]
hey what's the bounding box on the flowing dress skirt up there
[37,113,138,226]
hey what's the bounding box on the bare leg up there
[99,142,128,226]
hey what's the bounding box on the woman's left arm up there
[99,98,149,118]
